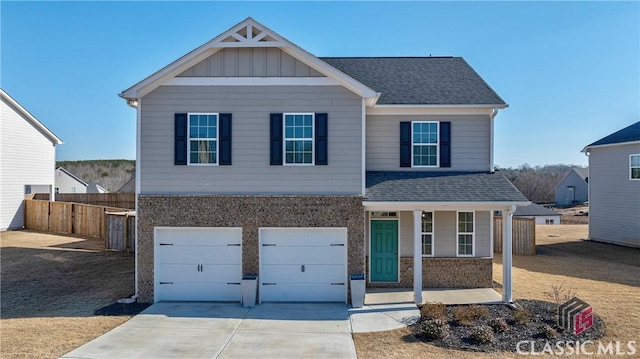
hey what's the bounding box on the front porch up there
[365,287,502,305]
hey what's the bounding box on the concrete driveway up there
[61,302,356,359]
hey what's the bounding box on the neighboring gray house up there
[116,173,135,193]
[119,18,528,305]
[554,168,588,206]
[583,121,640,248]
[514,203,561,225]
[0,89,63,230]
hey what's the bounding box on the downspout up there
[489,107,498,173]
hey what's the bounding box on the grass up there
[353,224,640,358]
[0,230,135,359]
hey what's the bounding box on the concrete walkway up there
[61,302,356,359]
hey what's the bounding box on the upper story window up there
[421,211,434,256]
[457,211,474,256]
[412,121,439,167]
[188,113,218,165]
[631,154,640,180]
[284,113,314,165]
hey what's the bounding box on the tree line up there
[496,164,585,204]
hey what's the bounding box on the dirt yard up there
[354,224,640,358]
[0,230,135,359]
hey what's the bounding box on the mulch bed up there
[409,300,605,352]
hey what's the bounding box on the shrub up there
[420,302,446,321]
[487,317,509,333]
[452,305,489,326]
[421,319,450,340]
[470,325,495,344]
[539,324,558,339]
[513,307,532,325]
[544,284,576,305]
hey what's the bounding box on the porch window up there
[412,121,439,167]
[631,154,640,180]
[457,211,474,256]
[421,211,433,256]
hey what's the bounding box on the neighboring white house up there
[554,167,588,206]
[583,121,640,248]
[55,167,87,193]
[1,89,63,230]
[514,203,561,225]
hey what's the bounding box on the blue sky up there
[2,1,638,168]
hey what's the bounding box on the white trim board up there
[163,77,341,86]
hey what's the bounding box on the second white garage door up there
[259,228,347,303]
[155,227,242,302]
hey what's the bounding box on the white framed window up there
[545,219,555,225]
[631,154,640,180]
[412,121,439,167]
[457,211,474,256]
[188,113,218,165]
[421,211,434,256]
[284,113,314,165]
[371,211,398,218]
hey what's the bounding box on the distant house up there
[514,203,561,225]
[582,121,640,247]
[116,173,135,193]
[87,182,109,193]
[554,167,588,206]
[55,167,87,193]
[1,89,63,230]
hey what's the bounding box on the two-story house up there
[119,18,528,305]
[582,121,640,247]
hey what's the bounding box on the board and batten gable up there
[177,48,325,78]
[588,142,640,247]
[366,114,491,171]
[0,96,57,230]
[139,85,363,194]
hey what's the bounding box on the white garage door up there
[155,227,242,302]
[260,228,347,303]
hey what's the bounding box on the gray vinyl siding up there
[366,114,491,171]
[366,210,491,258]
[554,170,588,206]
[178,48,325,78]
[588,143,640,247]
[140,85,362,194]
[0,97,56,230]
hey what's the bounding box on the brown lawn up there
[354,224,640,358]
[0,230,135,359]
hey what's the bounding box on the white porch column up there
[413,210,423,304]
[502,206,515,303]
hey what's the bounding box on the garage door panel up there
[155,228,242,246]
[157,264,241,283]
[260,283,345,302]
[260,264,345,283]
[157,282,241,302]
[158,245,241,265]
[261,228,347,246]
[261,246,345,265]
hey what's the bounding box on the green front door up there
[370,220,399,282]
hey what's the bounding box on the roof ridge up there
[320,56,459,59]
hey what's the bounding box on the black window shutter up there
[399,122,411,167]
[174,113,187,165]
[440,121,451,168]
[219,113,232,165]
[270,113,283,165]
[315,113,328,165]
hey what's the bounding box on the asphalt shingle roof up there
[320,57,506,105]
[514,203,560,217]
[586,121,640,147]
[572,167,589,181]
[365,171,528,202]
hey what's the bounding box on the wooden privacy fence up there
[493,216,536,255]
[24,200,135,252]
[33,193,135,210]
